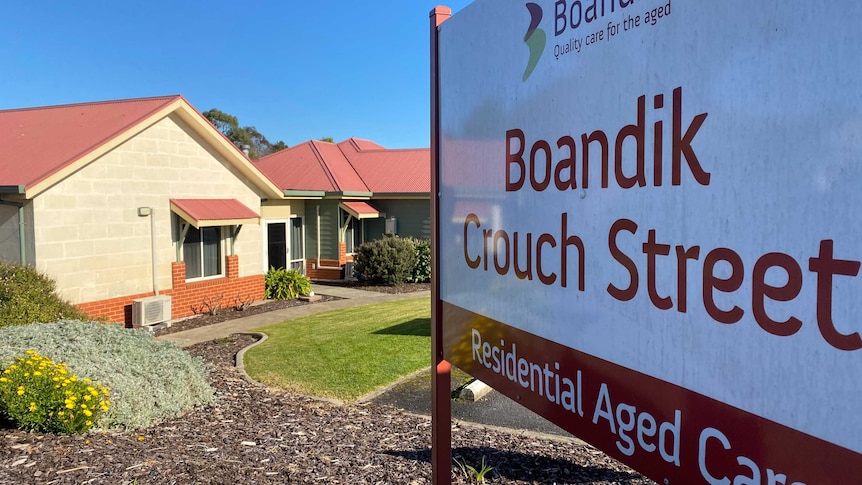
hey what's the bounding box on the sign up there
[436,0,862,482]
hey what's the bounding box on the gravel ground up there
[0,283,653,484]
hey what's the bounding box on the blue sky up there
[0,1,472,149]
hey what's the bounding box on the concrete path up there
[157,284,430,348]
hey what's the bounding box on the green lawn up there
[244,297,431,401]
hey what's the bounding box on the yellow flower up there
[16,387,25,396]
[83,410,93,417]
[0,377,8,383]
[137,436,145,442]
[29,402,37,412]
[84,395,92,401]
[25,350,35,355]
[58,411,65,417]
[86,420,93,426]
[33,371,41,376]
[65,402,75,409]
[80,403,87,409]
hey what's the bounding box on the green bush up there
[354,236,417,286]
[0,321,213,430]
[0,262,88,328]
[265,268,312,299]
[0,350,110,434]
[409,238,431,283]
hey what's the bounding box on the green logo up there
[522,3,546,81]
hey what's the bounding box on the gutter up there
[0,200,26,265]
[0,185,26,194]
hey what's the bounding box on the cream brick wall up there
[260,200,302,219]
[32,114,265,304]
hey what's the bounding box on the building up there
[255,138,430,280]
[0,95,431,324]
[0,95,283,325]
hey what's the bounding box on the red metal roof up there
[0,95,182,190]
[346,147,430,193]
[254,142,338,192]
[314,140,367,192]
[255,137,429,195]
[170,198,260,228]
[339,201,381,219]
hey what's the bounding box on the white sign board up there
[437,0,862,482]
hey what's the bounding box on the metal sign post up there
[430,6,452,485]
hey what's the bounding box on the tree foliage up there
[202,108,287,159]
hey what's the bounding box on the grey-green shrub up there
[0,320,213,430]
[265,267,312,299]
[0,262,88,328]
[353,236,417,285]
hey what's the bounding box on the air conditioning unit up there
[132,295,172,327]
[344,261,356,281]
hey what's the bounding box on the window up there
[183,226,223,279]
[289,217,305,271]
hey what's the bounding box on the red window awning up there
[339,201,381,219]
[170,199,260,228]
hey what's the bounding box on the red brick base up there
[305,259,343,280]
[77,255,265,327]
[305,242,357,280]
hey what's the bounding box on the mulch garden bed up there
[0,283,652,484]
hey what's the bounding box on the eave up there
[324,191,374,199]
[282,190,326,199]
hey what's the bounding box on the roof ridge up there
[0,95,183,114]
[308,140,340,190]
[351,147,429,154]
[337,142,373,192]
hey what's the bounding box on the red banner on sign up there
[443,301,862,484]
